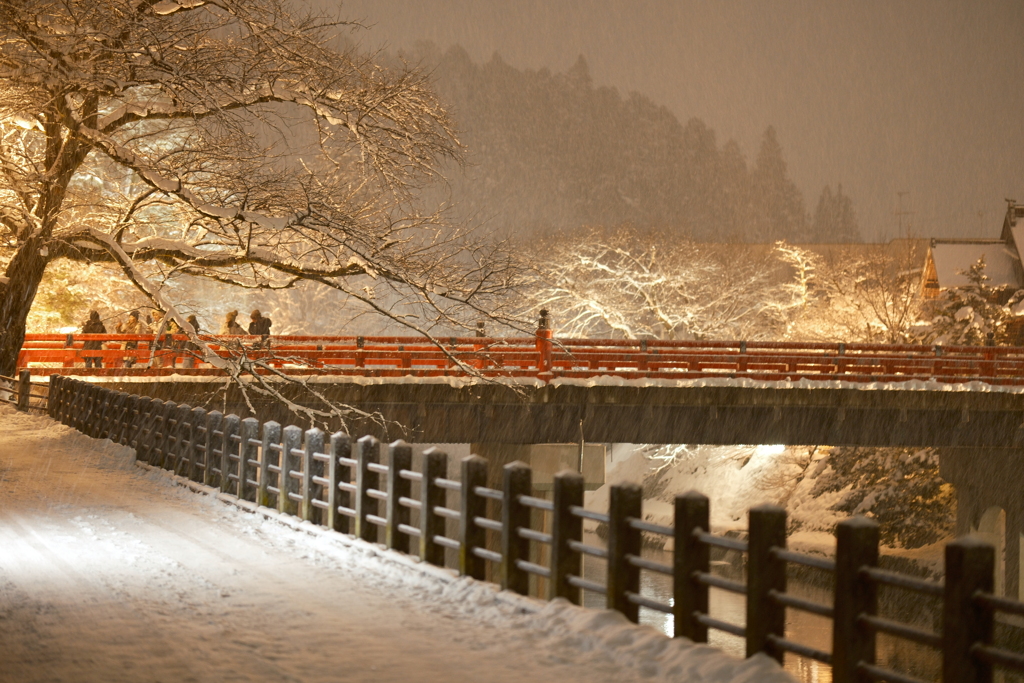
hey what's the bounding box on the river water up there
[577,541,941,683]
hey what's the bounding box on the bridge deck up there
[17,334,1024,387]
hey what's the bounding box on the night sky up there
[337,0,1024,241]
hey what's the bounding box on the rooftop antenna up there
[896,191,914,238]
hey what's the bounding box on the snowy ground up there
[0,407,794,683]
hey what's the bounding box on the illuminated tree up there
[520,225,813,341]
[0,0,518,379]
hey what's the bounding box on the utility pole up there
[896,191,914,238]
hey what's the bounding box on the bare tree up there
[794,241,925,343]
[519,225,813,341]
[0,0,520,383]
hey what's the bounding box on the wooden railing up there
[0,369,49,412]
[18,333,1024,386]
[45,375,1024,683]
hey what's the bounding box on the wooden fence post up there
[203,410,222,487]
[96,386,109,437]
[16,369,30,412]
[153,401,176,468]
[71,380,86,430]
[257,421,281,507]
[64,377,75,424]
[187,407,206,482]
[80,382,95,433]
[72,382,87,432]
[301,428,325,523]
[110,392,129,445]
[746,504,787,662]
[237,418,259,502]
[280,425,302,515]
[221,414,240,493]
[832,516,879,683]
[135,397,155,461]
[501,461,531,596]
[386,440,412,553]
[87,385,102,436]
[550,470,584,603]
[47,375,59,418]
[123,394,139,450]
[169,403,190,473]
[944,537,995,683]
[65,377,78,426]
[459,454,487,579]
[326,432,351,533]
[104,389,119,440]
[115,393,133,446]
[674,491,710,642]
[78,383,94,435]
[66,378,81,428]
[58,376,71,424]
[172,404,192,475]
[355,435,380,542]
[55,376,68,424]
[115,391,129,443]
[96,388,113,439]
[89,384,103,436]
[95,387,111,438]
[421,448,448,566]
[607,482,643,622]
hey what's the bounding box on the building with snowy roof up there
[921,200,1024,298]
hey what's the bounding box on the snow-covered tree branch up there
[0,0,523,377]
[519,225,813,341]
[789,241,925,343]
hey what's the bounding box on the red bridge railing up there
[16,333,1024,386]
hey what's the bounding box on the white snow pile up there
[0,406,795,683]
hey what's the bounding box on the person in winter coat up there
[220,310,245,335]
[150,310,181,367]
[81,310,106,369]
[182,314,202,369]
[116,310,147,368]
[249,309,272,348]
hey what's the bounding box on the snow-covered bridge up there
[18,333,1024,448]
[19,333,1024,388]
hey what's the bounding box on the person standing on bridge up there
[249,309,272,348]
[220,310,245,336]
[81,310,106,369]
[116,310,147,368]
[182,314,202,369]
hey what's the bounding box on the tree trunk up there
[0,238,50,377]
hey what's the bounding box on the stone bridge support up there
[941,448,1024,598]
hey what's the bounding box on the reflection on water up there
[579,537,940,683]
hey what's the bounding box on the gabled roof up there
[928,239,1020,289]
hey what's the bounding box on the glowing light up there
[58,326,77,334]
[755,444,786,456]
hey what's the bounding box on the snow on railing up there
[19,333,1024,387]
[45,374,1024,683]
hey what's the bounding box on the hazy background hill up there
[403,43,859,243]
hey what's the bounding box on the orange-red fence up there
[17,333,1024,386]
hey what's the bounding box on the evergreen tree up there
[809,446,954,548]
[917,257,1024,345]
[406,45,822,244]
[812,184,861,242]
[750,127,810,242]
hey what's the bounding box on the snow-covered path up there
[0,407,793,683]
